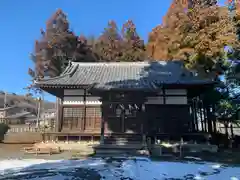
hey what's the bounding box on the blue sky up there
[0,0,226,101]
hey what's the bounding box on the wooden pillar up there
[203,103,208,132]
[141,103,146,145]
[100,101,105,145]
[212,104,217,133]
[162,87,166,104]
[190,100,197,132]
[121,105,125,133]
[199,100,205,132]
[59,100,63,132]
[206,104,213,134]
[55,97,62,132]
[83,89,87,131]
[193,99,198,131]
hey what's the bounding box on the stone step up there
[94,144,144,150]
[95,149,133,154]
[104,141,142,145]
[93,153,131,158]
[104,137,143,144]
[105,137,142,139]
[104,140,142,143]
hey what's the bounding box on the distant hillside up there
[0,91,55,110]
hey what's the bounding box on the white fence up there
[7,126,38,133]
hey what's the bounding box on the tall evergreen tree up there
[120,20,145,61]
[147,1,240,78]
[94,20,146,62]
[94,21,123,61]
[28,9,97,91]
[226,0,240,81]
[28,9,72,83]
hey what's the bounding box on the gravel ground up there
[0,144,80,160]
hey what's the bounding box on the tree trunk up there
[230,123,234,139]
[212,105,217,133]
[193,100,199,131]
[224,122,229,148]
[207,105,213,134]
[203,106,208,132]
[199,101,204,131]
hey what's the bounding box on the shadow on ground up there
[0,157,240,180]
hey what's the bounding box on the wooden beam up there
[100,103,105,144]
[163,87,166,104]
[55,97,61,132]
[83,89,87,131]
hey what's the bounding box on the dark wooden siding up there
[146,105,191,134]
[104,104,142,133]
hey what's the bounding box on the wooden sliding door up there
[85,106,101,131]
[62,106,102,132]
[62,107,84,131]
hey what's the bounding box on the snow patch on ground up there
[0,157,239,180]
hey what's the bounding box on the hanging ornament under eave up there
[134,104,139,110]
[116,106,122,117]
[128,104,133,110]
[119,104,125,110]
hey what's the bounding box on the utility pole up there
[3,91,7,124]
[36,97,41,129]
[4,91,7,108]
[41,91,45,132]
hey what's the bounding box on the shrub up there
[0,123,10,142]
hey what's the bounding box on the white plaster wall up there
[64,89,187,96]
[165,89,187,95]
[145,96,164,104]
[63,89,187,105]
[64,89,84,96]
[63,96,101,105]
[165,96,187,104]
[145,96,187,105]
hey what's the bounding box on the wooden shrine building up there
[35,61,216,143]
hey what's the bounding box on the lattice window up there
[95,107,102,117]
[85,107,102,129]
[86,107,95,117]
[64,108,72,117]
[63,107,84,129]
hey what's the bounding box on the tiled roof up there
[5,112,32,119]
[0,106,17,111]
[35,61,216,90]
[43,109,56,113]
